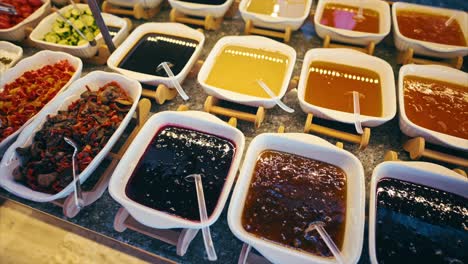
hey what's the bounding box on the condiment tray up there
[0,41,24,71]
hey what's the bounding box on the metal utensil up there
[55,10,97,46]
[0,2,17,15]
[64,137,85,210]
[68,0,96,43]
[87,0,116,52]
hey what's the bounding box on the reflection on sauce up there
[320,3,380,33]
[125,126,235,221]
[177,0,227,4]
[397,10,466,46]
[205,45,289,98]
[246,0,307,18]
[242,150,347,257]
[376,178,468,264]
[305,61,383,117]
[404,75,468,140]
[118,33,198,77]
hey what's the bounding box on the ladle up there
[64,137,85,210]
[157,62,190,101]
[305,221,345,264]
[256,79,294,113]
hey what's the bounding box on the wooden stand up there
[224,0,240,19]
[304,114,371,150]
[323,35,375,55]
[50,99,151,218]
[170,8,223,30]
[102,1,162,19]
[403,137,468,168]
[204,96,265,129]
[397,48,463,69]
[244,19,292,43]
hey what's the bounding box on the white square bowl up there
[392,2,468,59]
[0,41,23,72]
[198,35,296,109]
[107,0,163,8]
[0,50,83,153]
[368,161,468,264]
[297,48,396,127]
[109,111,245,230]
[239,0,313,31]
[0,71,142,202]
[0,0,51,41]
[107,22,205,88]
[314,0,391,46]
[168,0,234,18]
[228,133,365,264]
[29,4,131,59]
[398,64,468,151]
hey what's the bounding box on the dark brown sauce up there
[177,0,227,5]
[107,26,121,37]
[242,150,347,257]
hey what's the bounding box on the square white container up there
[228,133,365,264]
[0,71,142,202]
[30,4,131,58]
[168,0,234,18]
[314,0,391,46]
[392,2,468,59]
[109,111,245,229]
[107,22,205,88]
[0,50,83,153]
[368,161,468,264]
[398,64,468,151]
[198,35,296,109]
[0,41,23,72]
[297,48,396,127]
[239,0,313,31]
[107,0,163,8]
[0,0,51,41]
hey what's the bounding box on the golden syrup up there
[246,0,308,18]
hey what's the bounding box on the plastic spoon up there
[306,221,345,264]
[445,14,456,27]
[355,0,365,20]
[350,91,364,134]
[64,137,85,210]
[256,79,294,113]
[157,62,189,101]
[185,174,217,261]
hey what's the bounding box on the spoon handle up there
[71,153,85,209]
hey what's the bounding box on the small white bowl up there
[0,41,23,71]
[239,0,313,31]
[0,50,83,153]
[198,35,296,109]
[107,0,163,8]
[107,22,205,88]
[228,133,365,264]
[392,2,468,59]
[30,4,130,58]
[109,111,245,229]
[368,161,468,264]
[0,71,142,202]
[398,64,468,151]
[168,0,234,18]
[297,48,396,127]
[314,0,391,46]
[0,0,51,41]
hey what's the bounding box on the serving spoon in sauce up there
[157,61,190,101]
[444,13,456,27]
[345,91,364,135]
[256,79,294,113]
[354,0,365,21]
[305,221,345,264]
[64,137,85,210]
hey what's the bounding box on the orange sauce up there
[320,3,380,34]
[396,10,466,46]
[404,75,468,140]
[304,61,383,117]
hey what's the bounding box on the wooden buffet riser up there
[102,0,164,20]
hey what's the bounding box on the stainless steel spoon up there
[64,137,85,209]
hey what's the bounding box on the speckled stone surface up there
[1,1,467,263]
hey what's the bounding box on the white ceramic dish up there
[108,0,163,8]
[0,50,82,153]
[314,0,391,46]
[228,133,365,264]
[0,71,142,202]
[107,22,205,89]
[392,2,468,59]
[239,0,313,31]
[30,4,130,58]
[109,111,245,229]
[0,41,23,72]
[198,35,296,109]
[168,0,234,18]
[398,64,468,151]
[297,48,396,127]
[368,161,468,264]
[0,0,51,41]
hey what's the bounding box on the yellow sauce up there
[246,0,308,18]
[205,45,289,98]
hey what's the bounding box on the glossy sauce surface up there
[404,75,468,140]
[125,126,235,221]
[118,33,198,77]
[242,150,347,257]
[246,0,307,18]
[305,61,383,117]
[376,178,468,264]
[320,3,380,33]
[205,45,289,98]
[396,10,466,46]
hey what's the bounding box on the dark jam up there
[107,26,121,37]
[125,126,235,221]
[375,178,468,264]
[177,0,228,5]
[118,33,199,77]
[242,150,347,257]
